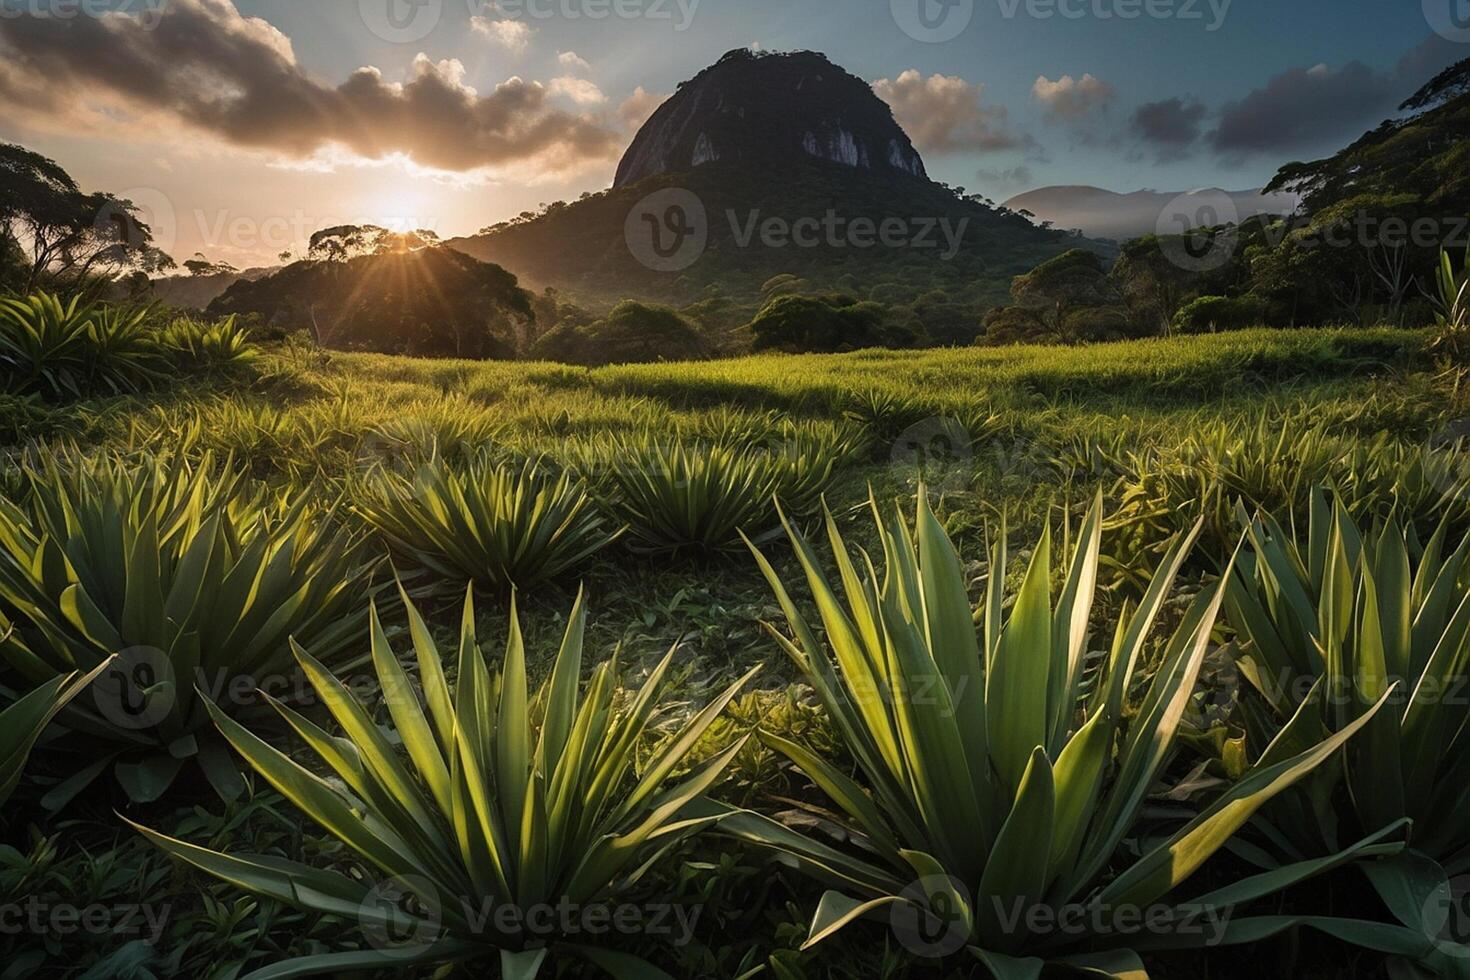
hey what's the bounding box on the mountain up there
[1002,186,1301,241]
[615,48,925,188]
[147,267,274,310]
[449,49,1084,321]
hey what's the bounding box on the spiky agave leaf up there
[353,452,621,592]
[0,662,106,807]
[576,432,846,556]
[1227,491,1470,881]
[132,585,758,980]
[0,449,377,803]
[707,488,1401,975]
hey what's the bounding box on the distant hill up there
[147,267,274,310]
[1002,186,1300,241]
[449,49,1090,316]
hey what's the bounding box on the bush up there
[0,293,165,399]
[1174,295,1270,333]
[0,451,377,802]
[711,491,1400,971]
[573,432,847,556]
[749,293,913,352]
[531,300,708,366]
[133,587,758,979]
[0,293,260,401]
[353,453,622,592]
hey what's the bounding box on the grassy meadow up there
[7,319,1470,979]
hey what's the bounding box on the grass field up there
[7,324,1470,978]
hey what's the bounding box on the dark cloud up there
[0,0,619,173]
[1210,35,1466,157]
[1129,98,1207,158]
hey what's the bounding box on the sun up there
[366,181,440,234]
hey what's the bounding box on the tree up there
[749,294,912,353]
[0,142,174,292]
[1008,249,1126,342]
[532,301,708,366]
[1110,236,1204,335]
[184,254,239,277]
[307,225,440,263]
[209,246,533,359]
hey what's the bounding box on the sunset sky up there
[0,0,1459,267]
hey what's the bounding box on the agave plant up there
[0,293,166,400]
[577,434,843,556]
[1226,492,1470,871]
[160,315,259,374]
[354,453,621,592]
[1430,245,1469,363]
[0,451,377,802]
[708,490,1400,978]
[133,587,759,979]
[0,666,102,807]
[0,292,98,399]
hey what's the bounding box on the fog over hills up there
[1003,185,1301,241]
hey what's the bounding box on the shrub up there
[576,433,844,556]
[749,294,911,353]
[711,491,1397,972]
[531,301,708,366]
[1430,246,1469,363]
[353,453,622,592]
[1226,492,1470,872]
[133,587,759,979]
[0,293,165,399]
[159,315,258,375]
[0,451,377,802]
[1173,295,1270,334]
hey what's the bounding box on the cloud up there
[471,16,533,53]
[0,0,619,175]
[1130,98,1207,157]
[549,76,607,105]
[617,86,667,132]
[1032,73,1115,121]
[872,70,1025,154]
[974,165,1034,194]
[557,51,592,74]
[1211,36,1465,156]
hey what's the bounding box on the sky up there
[0,0,1463,267]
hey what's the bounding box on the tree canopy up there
[0,142,173,292]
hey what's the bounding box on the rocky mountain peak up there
[613,49,927,189]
